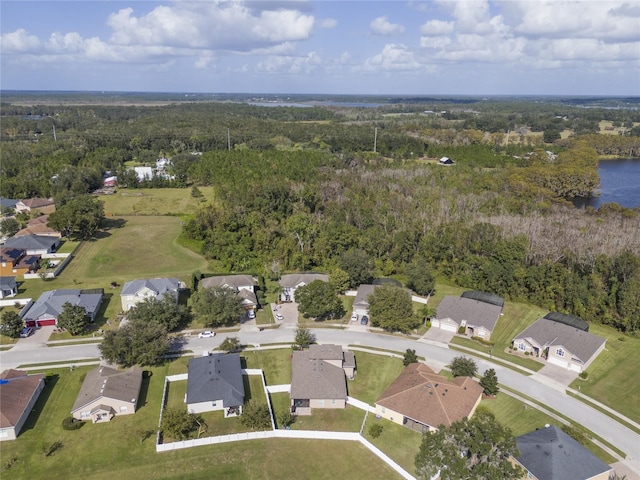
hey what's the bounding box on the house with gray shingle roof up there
[0,369,45,441]
[3,235,60,255]
[21,289,103,327]
[120,277,182,311]
[71,366,143,423]
[374,363,483,433]
[0,276,18,298]
[432,295,503,340]
[200,275,258,311]
[186,353,244,416]
[512,318,606,372]
[352,284,377,318]
[279,273,328,302]
[290,344,354,415]
[513,425,613,480]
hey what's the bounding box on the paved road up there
[1,328,638,475]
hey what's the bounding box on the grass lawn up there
[100,187,217,216]
[347,352,405,405]
[241,349,292,386]
[362,415,422,474]
[290,405,366,432]
[569,325,640,425]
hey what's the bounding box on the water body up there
[573,158,640,209]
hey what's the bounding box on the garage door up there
[37,319,56,327]
[569,363,582,373]
[440,323,457,332]
[548,356,569,369]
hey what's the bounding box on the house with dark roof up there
[290,344,355,415]
[71,366,143,423]
[374,363,483,433]
[352,284,377,318]
[120,277,182,311]
[3,235,60,255]
[432,295,503,340]
[0,276,18,298]
[0,247,41,277]
[512,318,606,372]
[0,198,18,212]
[186,353,245,416]
[279,273,329,302]
[513,425,613,480]
[200,275,258,311]
[21,289,103,327]
[15,215,61,239]
[0,369,45,441]
[15,198,56,215]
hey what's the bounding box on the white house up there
[279,273,329,302]
[120,277,182,311]
[199,275,258,311]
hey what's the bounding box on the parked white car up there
[351,313,359,322]
[275,313,284,321]
[198,331,215,338]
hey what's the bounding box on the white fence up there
[0,298,31,307]
[23,252,73,279]
[347,396,376,413]
[265,384,290,393]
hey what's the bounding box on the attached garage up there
[432,317,458,332]
[547,355,569,369]
[36,318,56,327]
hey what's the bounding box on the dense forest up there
[1,95,639,333]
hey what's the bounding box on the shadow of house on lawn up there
[19,373,59,436]
[137,371,153,408]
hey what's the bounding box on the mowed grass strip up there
[241,349,293,386]
[100,187,217,216]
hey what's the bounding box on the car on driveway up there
[360,315,369,325]
[198,331,215,338]
[20,327,34,338]
[351,313,359,322]
[275,313,284,321]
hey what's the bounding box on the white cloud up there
[256,51,321,74]
[420,20,454,36]
[370,16,405,36]
[319,18,337,29]
[1,29,41,53]
[363,43,421,71]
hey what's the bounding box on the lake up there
[573,158,640,209]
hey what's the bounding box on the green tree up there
[328,267,351,294]
[1,311,24,338]
[367,285,418,333]
[368,423,384,438]
[295,280,345,320]
[127,296,191,331]
[415,409,522,480]
[219,336,242,353]
[161,408,199,440]
[293,326,315,350]
[99,318,169,367]
[240,400,272,430]
[449,356,478,378]
[403,348,418,366]
[191,286,245,327]
[339,248,374,288]
[48,194,105,239]
[406,257,436,296]
[57,303,89,336]
[479,368,499,396]
[0,218,20,237]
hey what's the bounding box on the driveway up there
[13,325,54,349]
[535,363,579,387]
[420,327,455,344]
[271,302,298,327]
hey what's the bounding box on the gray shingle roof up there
[120,278,180,300]
[353,284,377,309]
[187,353,244,407]
[200,275,256,290]
[516,425,611,480]
[290,350,347,401]
[3,235,58,252]
[21,289,103,322]
[436,296,502,332]
[0,276,17,289]
[71,366,143,413]
[279,273,328,288]
[515,319,605,364]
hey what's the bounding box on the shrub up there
[524,351,530,356]
[458,326,466,334]
[368,423,384,439]
[579,371,589,380]
[62,416,83,431]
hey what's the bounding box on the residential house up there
[431,295,503,340]
[15,198,56,215]
[21,289,103,327]
[0,248,40,277]
[290,344,355,415]
[375,363,483,433]
[15,215,61,239]
[120,277,182,311]
[0,198,18,213]
[279,273,329,302]
[200,275,258,312]
[103,176,117,188]
[3,235,60,255]
[0,369,45,441]
[71,366,143,423]
[512,318,606,372]
[513,425,613,480]
[186,353,244,416]
[0,276,18,298]
[133,166,154,182]
[352,284,377,318]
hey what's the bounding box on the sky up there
[1,0,639,96]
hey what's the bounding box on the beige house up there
[512,318,606,372]
[375,363,483,433]
[71,366,143,423]
[200,275,258,312]
[279,273,329,302]
[352,284,377,318]
[186,353,244,417]
[0,369,45,441]
[431,295,502,340]
[120,277,182,311]
[15,198,56,215]
[290,344,355,415]
[513,425,613,480]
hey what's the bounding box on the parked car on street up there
[198,331,215,338]
[360,316,369,325]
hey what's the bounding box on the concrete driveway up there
[420,327,455,344]
[14,325,54,349]
[271,302,298,327]
[536,363,579,387]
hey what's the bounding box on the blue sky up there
[1,0,639,95]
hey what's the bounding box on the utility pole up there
[227,128,231,151]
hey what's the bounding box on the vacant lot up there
[100,187,217,216]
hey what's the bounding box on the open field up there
[569,325,640,425]
[100,187,217,216]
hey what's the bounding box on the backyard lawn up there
[241,349,292,386]
[362,415,422,474]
